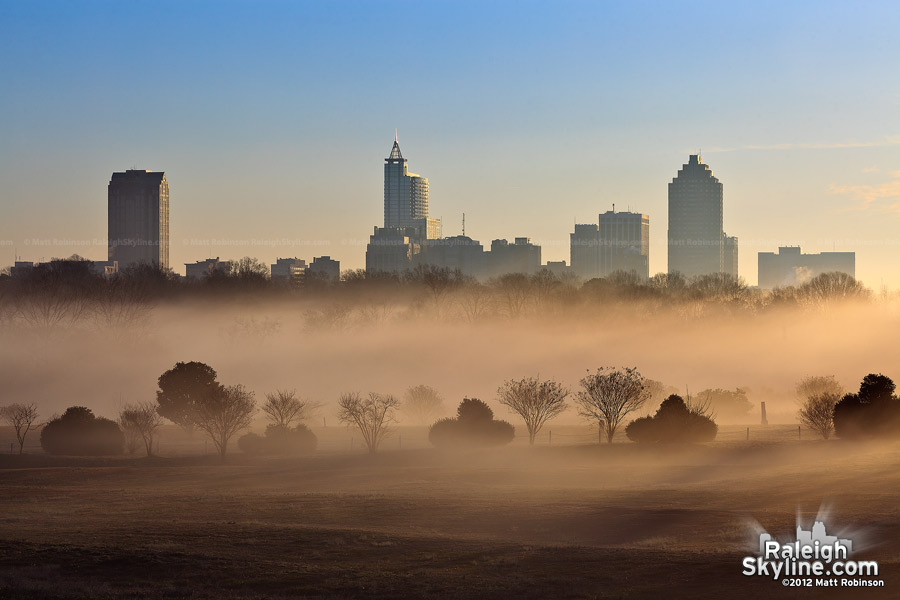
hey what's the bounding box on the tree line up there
[2,365,722,459]
[8,365,898,460]
[0,256,874,330]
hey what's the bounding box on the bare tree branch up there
[337,392,400,454]
[575,367,650,443]
[497,377,568,444]
[0,403,40,454]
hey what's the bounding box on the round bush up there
[264,424,317,455]
[428,398,515,448]
[624,416,658,443]
[238,432,266,455]
[40,406,125,456]
[625,395,717,444]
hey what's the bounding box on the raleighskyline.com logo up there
[742,520,884,588]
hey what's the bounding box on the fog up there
[3,292,898,428]
[4,290,900,598]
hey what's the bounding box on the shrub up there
[833,374,900,439]
[625,395,717,443]
[237,432,266,456]
[237,425,318,455]
[264,424,317,455]
[40,406,125,455]
[428,398,515,448]
[622,415,657,442]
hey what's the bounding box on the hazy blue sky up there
[1,0,898,286]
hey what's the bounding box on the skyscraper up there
[598,209,650,279]
[723,234,739,278]
[383,134,440,240]
[667,155,723,278]
[570,223,600,279]
[108,169,169,270]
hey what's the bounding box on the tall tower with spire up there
[383,134,440,239]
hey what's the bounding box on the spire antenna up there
[395,129,398,143]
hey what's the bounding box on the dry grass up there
[1,439,898,598]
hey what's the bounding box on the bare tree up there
[530,270,561,314]
[304,303,353,332]
[337,392,400,454]
[0,403,40,454]
[799,392,840,439]
[0,284,17,330]
[497,377,568,444]
[262,389,316,427]
[118,402,164,456]
[194,384,256,461]
[92,276,154,331]
[404,264,467,314]
[686,390,716,420]
[799,272,870,303]
[403,385,445,426]
[456,282,493,323]
[14,256,96,330]
[224,316,282,344]
[491,273,532,318]
[689,272,750,304]
[575,367,651,443]
[795,375,844,402]
[119,410,142,454]
[358,300,395,326]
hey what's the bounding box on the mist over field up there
[3,290,898,427]
[4,272,900,599]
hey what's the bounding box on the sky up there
[1,0,898,287]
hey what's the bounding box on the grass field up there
[1,427,898,599]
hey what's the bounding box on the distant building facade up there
[598,209,649,279]
[9,261,35,277]
[570,223,600,280]
[108,169,169,270]
[485,238,541,276]
[90,260,119,277]
[724,235,739,278]
[757,246,855,289]
[366,226,422,274]
[185,257,227,279]
[309,256,341,282]
[417,236,485,276]
[270,257,307,285]
[544,260,570,278]
[668,155,724,278]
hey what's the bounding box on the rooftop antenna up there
[462,213,466,236]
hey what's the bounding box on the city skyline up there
[1,2,898,287]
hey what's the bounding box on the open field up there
[1,433,898,599]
